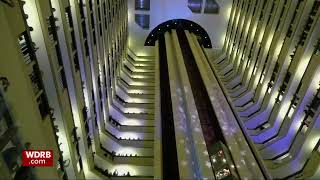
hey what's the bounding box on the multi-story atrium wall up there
[214,0,320,179]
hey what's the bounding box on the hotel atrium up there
[0,0,320,179]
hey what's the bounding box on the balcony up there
[65,7,73,28]
[74,53,80,71]
[29,70,42,96]
[315,40,320,55]
[87,136,92,148]
[0,127,18,151]
[85,121,90,134]
[102,130,154,148]
[18,32,35,65]
[70,31,77,51]
[114,97,153,110]
[82,106,88,121]
[47,15,59,43]
[72,127,80,144]
[37,94,50,119]
[99,144,153,166]
[309,90,320,115]
[58,69,68,89]
[95,165,153,179]
[81,20,87,39]
[79,0,85,20]
[108,117,154,133]
[118,78,154,91]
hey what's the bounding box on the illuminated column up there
[170,30,215,178]
[21,0,78,178]
[0,1,61,179]
[259,52,320,160]
[50,0,91,178]
[222,0,237,52]
[157,30,216,179]
[164,31,193,179]
[228,0,249,68]
[226,0,244,59]
[153,41,162,179]
[185,31,267,179]
[231,0,286,107]
[231,0,256,76]
[249,12,320,144]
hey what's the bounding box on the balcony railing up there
[65,6,73,28]
[18,32,35,64]
[47,15,59,42]
[29,71,42,95]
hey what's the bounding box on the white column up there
[171,30,215,179]
[164,31,193,179]
[185,30,266,179]
[153,40,162,179]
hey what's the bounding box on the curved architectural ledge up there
[144,19,212,48]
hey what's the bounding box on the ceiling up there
[127,0,233,57]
